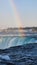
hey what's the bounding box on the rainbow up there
[8,0,23,27]
[8,0,24,36]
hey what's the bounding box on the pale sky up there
[0,0,37,29]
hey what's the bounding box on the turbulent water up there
[0,36,37,49]
[0,36,37,65]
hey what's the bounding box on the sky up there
[0,0,37,29]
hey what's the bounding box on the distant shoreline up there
[0,27,37,37]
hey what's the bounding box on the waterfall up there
[0,36,37,49]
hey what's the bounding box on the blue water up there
[0,36,37,65]
[0,36,37,49]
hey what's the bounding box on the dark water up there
[0,36,37,65]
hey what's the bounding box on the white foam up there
[0,55,10,60]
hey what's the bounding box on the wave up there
[0,43,37,65]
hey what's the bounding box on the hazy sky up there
[0,0,37,28]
